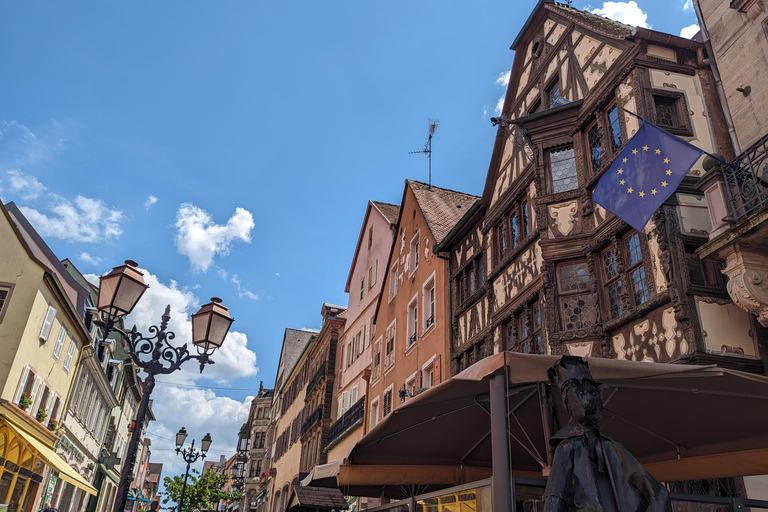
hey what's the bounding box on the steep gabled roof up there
[345,200,401,293]
[276,328,315,389]
[407,180,480,246]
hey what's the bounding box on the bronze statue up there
[543,356,671,512]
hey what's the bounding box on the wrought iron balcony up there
[723,134,768,221]
[327,395,365,447]
[306,362,327,395]
[301,404,323,435]
[425,314,434,329]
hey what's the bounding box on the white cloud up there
[83,273,101,286]
[300,327,320,333]
[230,274,258,301]
[496,70,511,87]
[275,272,281,278]
[0,120,66,167]
[680,23,700,38]
[144,195,158,210]
[174,203,255,273]
[78,252,103,265]
[20,195,124,243]
[6,170,46,200]
[590,1,649,28]
[123,269,258,385]
[683,0,693,10]
[494,96,506,116]
[122,269,259,475]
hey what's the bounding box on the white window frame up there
[369,260,377,288]
[422,354,437,390]
[0,283,13,324]
[388,262,399,302]
[406,294,418,350]
[39,305,57,341]
[370,396,380,429]
[63,339,76,371]
[404,371,418,402]
[371,336,383,383]
[384,320,396,370]
[359,278,365,302]
[422,272,436,333]
[409,231,420,277]
[52,326,67,360]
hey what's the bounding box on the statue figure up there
[543,356,671,512]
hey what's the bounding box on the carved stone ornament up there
[720,243,768,327]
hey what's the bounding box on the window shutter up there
[337,397,343,418]
[14,366,30,403]
[64,341,76,371]
[53,327,67,359]
[434,355,442,385]
[29,377,42,412]
[351,386,358,403]
[342,391,350,412]
[55,395,64,421]
[40,305,57,341]
[0,288,8,314]
[44,391,54,416]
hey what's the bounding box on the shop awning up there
[3,418,98,496]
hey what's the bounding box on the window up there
[522,201,530,238]
[497,223,507,260]
[458,257,485,305]
[39,305,57,341]
[389,262,398,300]
[385,322,396,369]
[0,283,13,323]
[405,374,418,402]
[586,101,625,174]
[557,262,597,331]
[407,297,418,348]
[505,302,544,354]
[53,327,67,360]
[648,90,692,136]
[63,340,76,371]
[423,277,436,330]
[372,337,382,382]
[548,146,578,193]
[360,278,365,301]
[383,387,393,417]
[368,227,373,249]
[409,232,420,275]
[547,77,569,108]
[422,363,434,389]
[459,273,468,304]
[370,397,380,429]
[369,260,377,288]
[601,233,650,320]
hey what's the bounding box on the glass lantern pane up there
[97,274,119,312]
[112,277,146,314]
[207,315,232,347]
[192,314,210,344]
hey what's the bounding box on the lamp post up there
[96,261,234,512]
[175,428,212,512]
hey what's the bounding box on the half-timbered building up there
[435,0,766,376]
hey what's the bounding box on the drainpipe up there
[693,0,741,154]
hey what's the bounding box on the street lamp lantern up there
[97,260,149,318]
[176,427,188,449]
[200,432,212,454]
[192,297,234,350]
[95,260,233,512]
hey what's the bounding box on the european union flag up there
[592,121,705,232]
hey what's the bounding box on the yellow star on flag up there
[651,189,658,195]
[619,179,626,185]
[627,187,634,193]
[663,157,670,164]
[632,149,638,155]
[618,169,624,174]
[655,149,661,154]
[622,157,628,163]
[661,181,668,187]
[666,169,672,175]
[639,191,645,197]
[643,145,649,151]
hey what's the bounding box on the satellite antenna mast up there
[409,119,439,188]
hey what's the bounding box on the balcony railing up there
[327,395,365,447]
[306,362,327,395]
[723,133,768,221]
[425,314,434,329]
[301,404,323,436]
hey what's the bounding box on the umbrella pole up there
[490,373,514,512]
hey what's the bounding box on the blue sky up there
[0,0,698,476]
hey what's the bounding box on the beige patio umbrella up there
[306,353,768,502]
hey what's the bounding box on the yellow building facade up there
[0,203,96,512]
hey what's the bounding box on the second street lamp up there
[175,429,212,512]
[96,261,234,512]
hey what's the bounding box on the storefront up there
[0,416,97,512]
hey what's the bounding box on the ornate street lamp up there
[96,261,234,512]
[175,429,212,512]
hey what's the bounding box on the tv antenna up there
[409,119,439,188]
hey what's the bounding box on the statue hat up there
[548,355,598,392]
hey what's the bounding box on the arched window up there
[272,491,281,512]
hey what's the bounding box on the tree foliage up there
[162,469,240,512]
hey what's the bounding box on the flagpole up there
[621,108,729,166]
